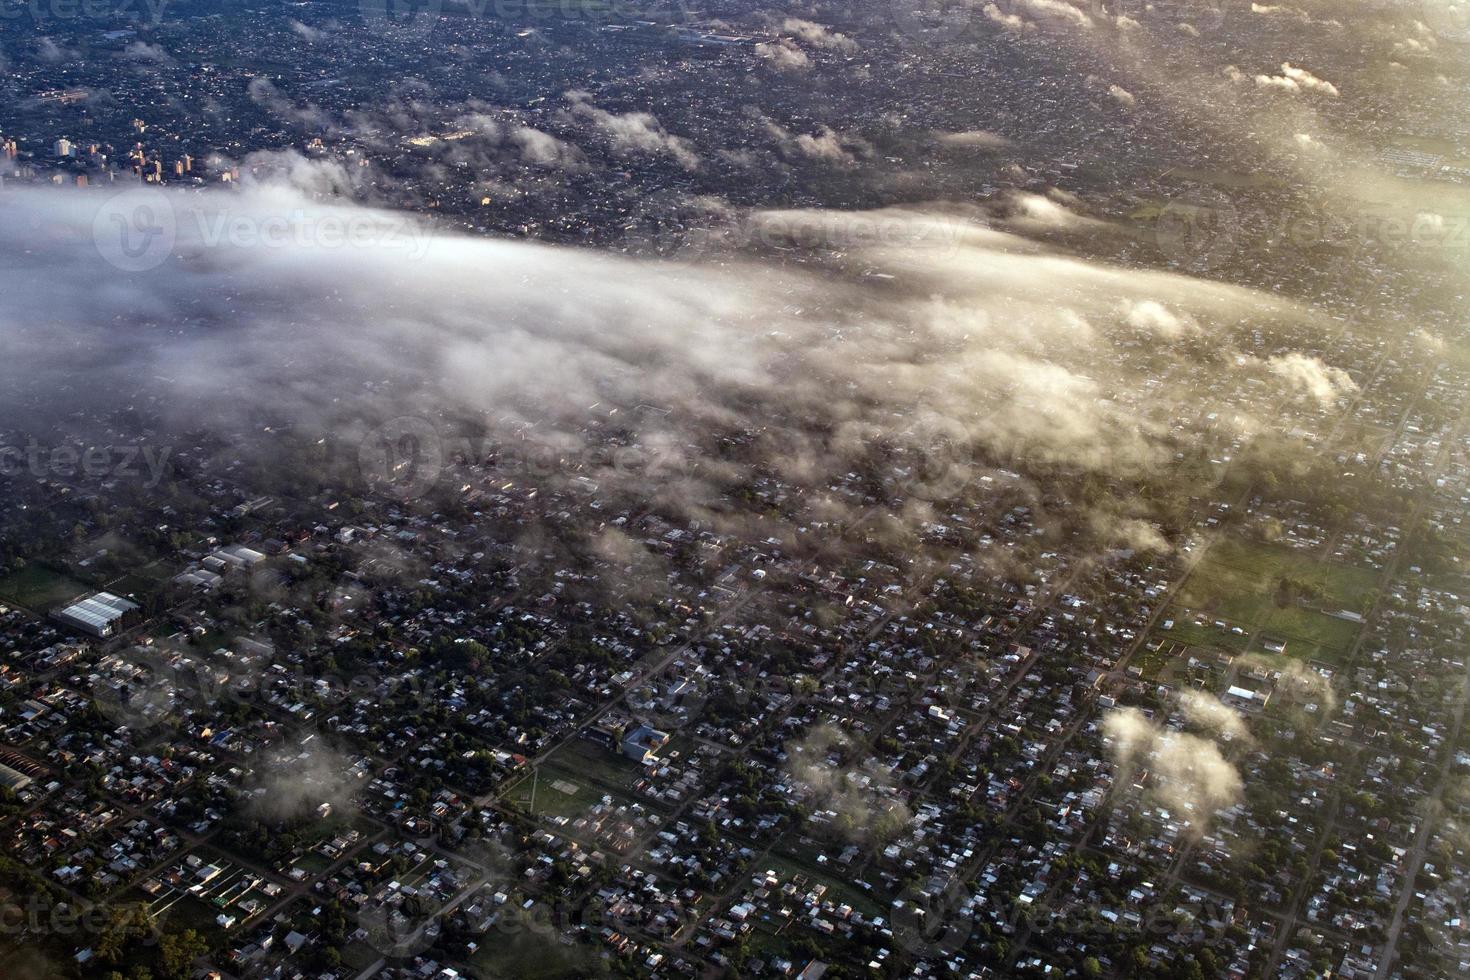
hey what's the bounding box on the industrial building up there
[52,592,141,639]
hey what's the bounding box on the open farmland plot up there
[1157,538,1379,668]
[1256,607,1367,666]
[1180,538,1378,615]
[1156,611,1255,655]
[0,565,91,612]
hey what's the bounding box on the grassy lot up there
[503,765,614,821]
[105,559,176,601]
[1180,539,1378,615]
[747,927,797,963]
[1159,603,1363,667]
[544,737,647,794]
[291,851,338,876]
[1256,608,1365,666]
[467,913,602,978]
[1134,639,1178,681]
[340,939,382,973]
[0,565,91,612]
[1157,612,1255,655]
[1158,537,1378,666]
[1152,533,1380,672]
[1331,422,1392,459]
[142,889,228,939]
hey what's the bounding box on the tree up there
[158,928,207,980]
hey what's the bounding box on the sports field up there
[1164,538,1378,664]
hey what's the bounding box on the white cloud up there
[1103,706,1244,830]
[1254,63,1340,96]
[757,39,811,71]
[1258,352,1358,405]
[560,91,700,170]
[781,17,858,52]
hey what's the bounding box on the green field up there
[105,559,176,602]
[543,737,648,794]
[0,565,91,611]
[1153,539,1378,669]
[1157,613,1255,655]
[1255,608,1365,666]
[469,913,602,979]
[290,851,337,876]
[1178,539,1378,618]
[503,765,615,820]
